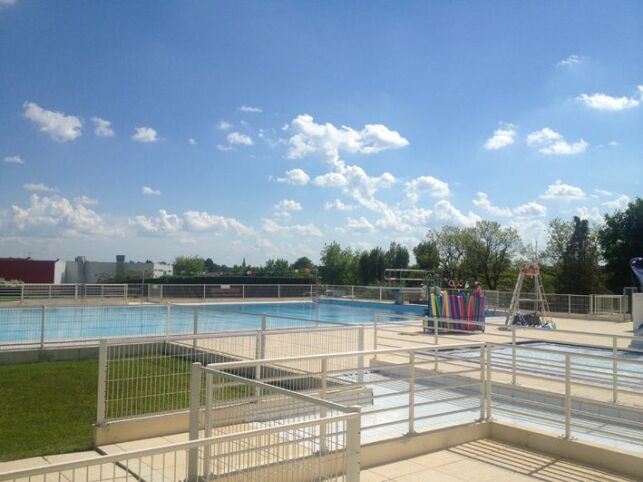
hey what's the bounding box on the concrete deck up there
[361,438,637,482]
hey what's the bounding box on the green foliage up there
[413,240,440,271]
[468,221,522,290]
[427,226,476,281]
[291,256,315,271]
[384,242,410,270]
[599,197,643,293]
[264,258,290,276]
[173,255,206,276]
[318,242,359,285]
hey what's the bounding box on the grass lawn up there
[0,359,98,462]
[0,356,250,462]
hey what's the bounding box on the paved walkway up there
[361,439,636,481]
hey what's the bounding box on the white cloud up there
[510,218,548,245]
[405,176,450,203]
[132,127,159,143]
[274,199,303,218]
[276,168,310,186]
[261,218,323,237]
[576,206,603,222]
[541,180,586,200]
[344,216,375,233]
[286,114,408,160]
[91,116,114,137]
[0,0,17,6]
[227,132,254,146]
[603,194,630,210]
[3,155,24,164]
[433,200,481,227]
[183,211,253,235]
[238,106,262,113]
[472,192,513,217]
[513,201,547,217]
[218,120,233,130]
[324,199,356,211]
[526,128,587,155]
[557,54,584,67]
[577,86,643,111]
[24,182,58,193]
[9,194,107,237]
[374,206,432,233]
[142,186,161,196]
[74,195,98,206]
[594,189,613,197]
[484,123,516,150]
[131,209,182,236]
[188,138,196,145]
[216,144,234,151]
[23,101,82,142]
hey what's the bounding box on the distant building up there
[63,255,156,284]
[0,258,66,284]
[153,262,173,278]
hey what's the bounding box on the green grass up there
[0,357,250,462]
[0,359,99,462]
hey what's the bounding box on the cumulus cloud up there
[510,218,548,245]
[471,192,513,217]
[183,211,253,235]
[23,101,82,142]
[557,54,584,67]
[344,216,375,233]
[526,128,587,155]
[577,86,643,111]
[24,183,58,193]
[603,194,630,210]
[513,201,547,217]
[227,132,254,146]
[74,195,98,206]
[433,200,481,227]
[0,0,17,7]
[405,176,450,203]
[238,106,262,113]
[276,168,310,186]
[188,138,196,145]
[142,186,161,196]
[8,194,107,237]
[274,199,303,218]
[131,209,183,236]
[261,218,323,237]
[218,120,233,130]
[91,116,114,137]
[374,206,432,233]
[3,155,24,164]
[484,123,516,150]
[286,114,408,160]
[324,199,356,211]
[132,127,159,143]
[541,180,586,200]
[576,206,603,222]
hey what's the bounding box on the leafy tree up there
[319,242,358,285]
[384,242,410,270]
[368,247,386,283]
[173,256,205,276]
[599,198,643,293]
[264,258,290,276]
[547,217,604,294]
[428,226,475,281]
[468,221,522,290]
[357,251,370,285]
[413,240,440,271]
[204,258,216,273]
[291,256,314,271]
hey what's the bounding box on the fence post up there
[485,345,492,420]
[434,317,439,345]
[511,326,516,385]
[564,354,571,439]
[166,304,171,337]
[277,284,281,299]
[408,351,415,434]
[48,284,52,299]
[20,284,24,302]
[590,294,594,315]
[159,284,163,300]
[357,325,365,384]
[203,284,206,300]
[124,284,128,302]
[379,286,382,302]
[346,412,361,482]
[101,285,105,298]
[568,294,571,314]
[351,285,355,299]
[202,372,213,477]
[96,339,108,425]
[242,284,245,300]
[188,363,202,482]
[40,305,46,351]
[373,314,378,359]
[612,337,618,403]
[320,357,328,452]
[192,306,199,350]
[479,345,485,421]
[74,285,78,301]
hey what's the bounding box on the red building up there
[0,258,66,284]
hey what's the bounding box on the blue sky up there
[1,0,641,264]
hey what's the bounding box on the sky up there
[1,0,642,265]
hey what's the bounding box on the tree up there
[368,247,386,283]
[468,221,522,290]
[413,240,440,271]
[428,226,475,281]
[319,242,358,285]
[173,256,205,276]
[204,258,216,273]
[547,217,604,294]
[291,256,314,271]
[384,242,410,270]
[599,198,643,293]
[264,258,290,276]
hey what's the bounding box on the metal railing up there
[97,323,365,423]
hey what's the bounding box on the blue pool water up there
[0,300,427,345]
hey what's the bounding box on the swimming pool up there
[0,300,428,345]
